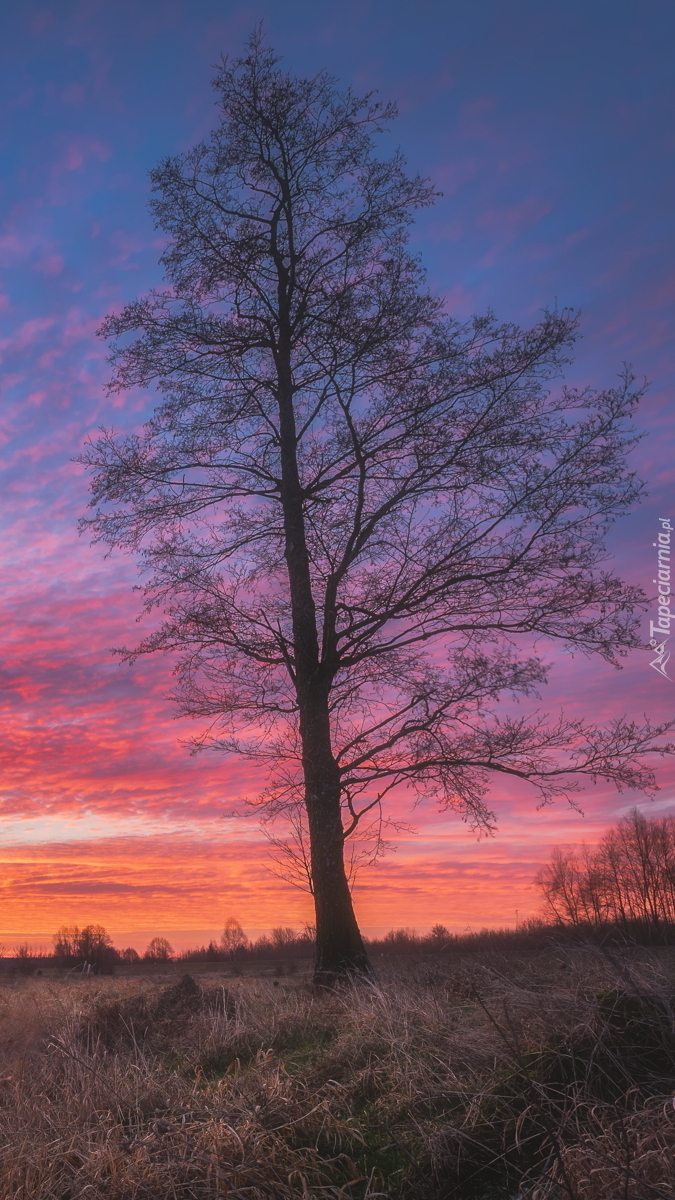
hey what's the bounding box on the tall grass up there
[0,942,674,1197]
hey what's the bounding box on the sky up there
[0,0,673,951]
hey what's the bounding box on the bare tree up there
[144,936,174,961]
[271,926,297,951]
[53,923,116,968]
[77,924,114,961]
[537,809,675,939]
[220,916,248,956]
[53,925,80,959]
[81,33,673,983]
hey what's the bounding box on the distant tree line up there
[536,808,675,942]
[10,917,466,971]
[11,918,317,971]
[16,813,675,974]
[178,920,315,964]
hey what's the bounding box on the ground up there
[0,943,674,1198]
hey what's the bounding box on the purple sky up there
[0,0,673,947]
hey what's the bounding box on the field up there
[1,940,675,1198]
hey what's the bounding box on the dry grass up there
[557,1099,675,1199]
[0,944,674,1198]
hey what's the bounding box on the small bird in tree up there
[81,31,673,985]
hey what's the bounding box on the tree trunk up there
[299,684,372,984]
[276,341,371,983]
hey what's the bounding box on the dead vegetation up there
[0,944,674,1198]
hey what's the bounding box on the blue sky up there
[0,0,673,944]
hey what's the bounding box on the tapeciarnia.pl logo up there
[649,517,672,680]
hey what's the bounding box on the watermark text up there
[649,517,672,679]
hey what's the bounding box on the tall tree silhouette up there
[82,33,672,983]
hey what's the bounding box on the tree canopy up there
[81,32,672,979]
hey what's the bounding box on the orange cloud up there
[0,788,662,948]
[0,834,313,948]
[0,828,544,948]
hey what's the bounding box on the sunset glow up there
[0,1,673,948]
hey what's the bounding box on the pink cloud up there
[0,230,39,263]
[37,347,64,369]
[62,310,101,343]
[57,137,112,173]
[34,253,64,276]
[564,225,593,247]
[30,11,54,34]
[62,83,85,105]
[457,96,498,142]
[0,316,56,355]
[479,197,554,267]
